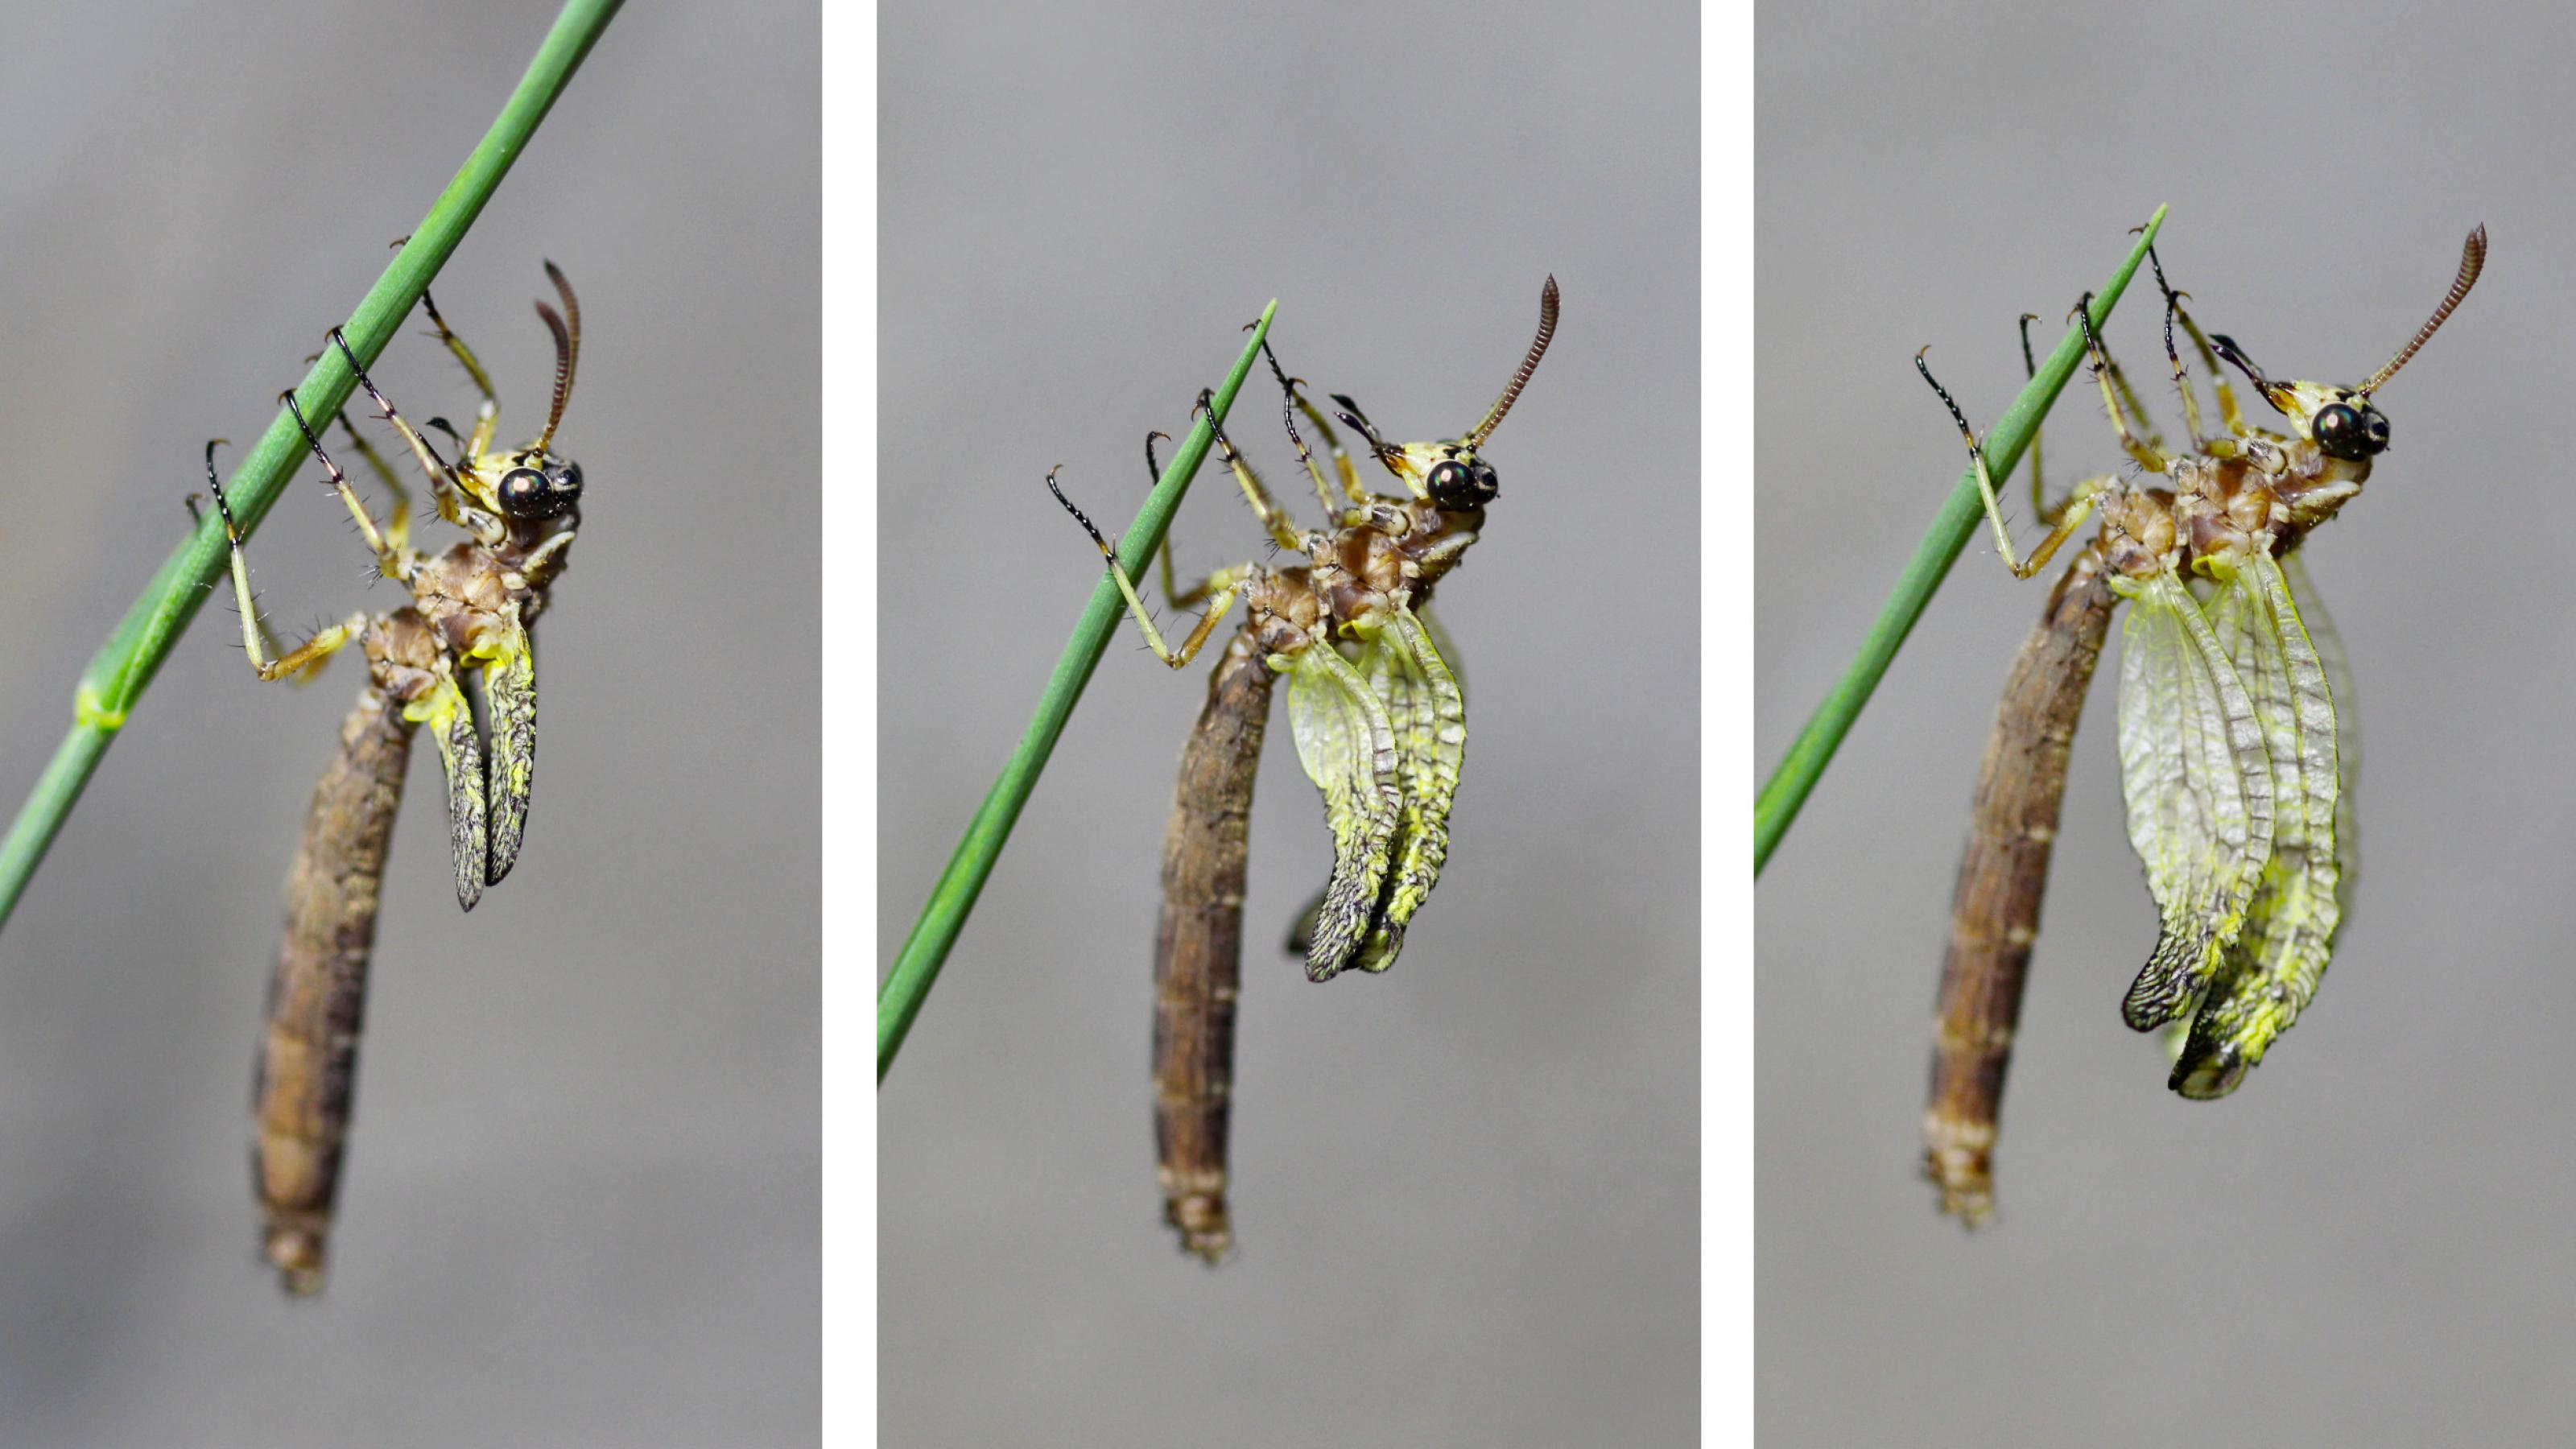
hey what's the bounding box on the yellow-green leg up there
[418,287,502,458]
[1195,389,1302,552]
[2070,294,2169,474]
[189,443,370,682]
[326,328,468,527]
[1916,347,2099,580]
[1046,464,1252,668]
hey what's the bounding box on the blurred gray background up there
[1760,3,2576,1443]
[880,1,1697,1443]
[0,3,815,1443]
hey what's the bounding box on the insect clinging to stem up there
[1047,277,1558,1260]
[1913,225,2484,1225]
[194,262,586,1294]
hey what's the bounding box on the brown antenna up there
[532,261,582,452]
[2361,225,2485,396]
[1467,275,1558,448]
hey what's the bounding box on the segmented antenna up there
[533,262,581,452]
[2361,225,2486,396]
[1466,275,1559,448]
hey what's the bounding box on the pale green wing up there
[2116,566,2276,1030]
[2284,552,2359,919]
[1349,607,1468,974]
[1282,641,1402,981]
[402,667,488,912]
[2174,552,2343,1097]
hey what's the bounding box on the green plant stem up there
[1754,205,2166,876]
[879,304,1279,1082]
[0,0,621,933]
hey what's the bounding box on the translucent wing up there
[2116,566,2275,1030]
[2173,552,2343,1096]
[1348,607,1468,974]
[2283,553,2359,920]
[1282,640,1402,981]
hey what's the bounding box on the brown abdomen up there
[254,683,414,1294]
[1925,555,2116,1225]
[1154,626,1274,1262]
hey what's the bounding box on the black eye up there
[497,464,575,518]
[1426,458,1497,510]
[2313,402,2386,460]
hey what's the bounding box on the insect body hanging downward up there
[1914,228,2483,1224]
[198,263,584,1293]
[1051,278,1557,1259]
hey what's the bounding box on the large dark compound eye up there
[1427,458,1498,510]
[2312,402,2388,460]
[498,460,584,519]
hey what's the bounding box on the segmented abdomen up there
[1925,556,2116,1225]
[254,679,415,1295]
[1154,626,1274,1262]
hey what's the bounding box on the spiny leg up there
[1257,336,1362,514]
[2017,314,2056,523]
[325,406,414,555]
[417,287,502,457]
[2147,244,2246,439]
[190,450,367,682]
[1143,429,1181,606]
[279,394,403,579]
[1916,347,2096,580]
[2070,295,2168,473]
[1196,389,1303,552]
[1046,464,1249,668]
[327,328,467,526]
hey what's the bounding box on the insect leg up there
[1257,337,1363,514]
[1915,348,2099,580]
[1155,624,1275,1262]
[2016,314,2058,524]
[254,671,414,1295]
[1046,464,1249,668]
[415,287,502,457]
[188,450,369,683]
[2069,294,2168,473]
[326,328,469,526]
[1925,551,2116,1224]
[1195,389,1304,551]
[2145,246,2248,438]
[279,393,406,578]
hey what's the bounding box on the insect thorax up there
[2096,439,2369,590]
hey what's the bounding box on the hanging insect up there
[1048,278,1557,1260]
[196,263,584,1293]
[1913,227,2483,1224]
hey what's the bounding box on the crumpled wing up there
[405,666,489,911]
[477,612,538,887]
[1282,640,1401,981]
[2173,552,2343,1097]
[1348,607,1468,974]
[2116,566,2275,1030]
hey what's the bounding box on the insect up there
[1913,228,2483,1224]
[1048,278,1558,1259]
[194,263,584,1292]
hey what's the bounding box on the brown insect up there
[1053,280,1557,1259]
[200,266,584,1292]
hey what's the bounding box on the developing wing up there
[2172,552,2342,1097]
[2116,567,2276,1031]
[1283,642,1402,981]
